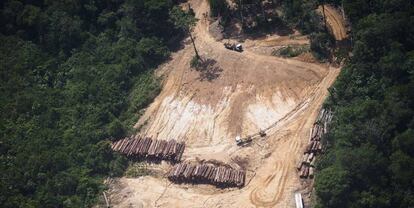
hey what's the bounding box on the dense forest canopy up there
[0,0,181,207]
[314,0,414,207]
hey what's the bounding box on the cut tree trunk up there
[189,32,200,59]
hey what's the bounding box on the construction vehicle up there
[224,42,243,52]
[235,135,252,146]
[259,129,266,137]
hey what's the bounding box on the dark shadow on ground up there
[193,57,223,82]
[222,15,294,42]
[167,32,186,52]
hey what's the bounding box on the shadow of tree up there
[222,14,294,41]
[193,58,223,82]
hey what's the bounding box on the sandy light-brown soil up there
[107,1,341,207]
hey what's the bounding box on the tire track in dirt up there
[110,1,340,207]
[286,67,334,154]
[248,67,339,207]
[249,161,289,207]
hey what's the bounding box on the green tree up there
[170,6,200,59]
[208,0,228,17]
[315,166,350,208]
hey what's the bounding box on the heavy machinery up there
[235,135,252,146]
[224,42,243,52]
[235,129,267,146]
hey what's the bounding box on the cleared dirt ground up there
[107,1,342,207]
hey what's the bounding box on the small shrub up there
[272,45,310,58]
[125,162,151,177]
[208,0,228,17]
[107,118,125,138]
[310,32,335,61]
[190,55,201,68]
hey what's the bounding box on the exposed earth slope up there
[108,1,340,207]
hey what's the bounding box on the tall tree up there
[320,0,327,31]
[208,0,229,17]
[170,6,200,59]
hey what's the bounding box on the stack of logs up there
[111,137,185,162]
[297,108,333,179]
[167,162,246,188]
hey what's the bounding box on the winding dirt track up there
[108,1,341,207]
[318,5,348,41]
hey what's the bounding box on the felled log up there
[143,137,152,154]
[309,167,314,179]
[297,160,304,171]
[310,159,315,167]
[305,142,313,153]
[301,153,309,165]
[317,108,325,123]
[174,142,185,161]
[130,138,142,155]
[311,125,319,140]
[308,152,315,163]
[123,139,133,153]
[168,162,245,188]
[155,140,166,156]
[136,138,144,155]
[111,137,186,162]
[317,142,322,152]
[118,138,129,152]
[311,141,319,152]
[317,125,323,140]
[300,166,309,178]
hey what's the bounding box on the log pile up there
[167,162,245,188]
[111,137,185,162]
[298,108,332,179]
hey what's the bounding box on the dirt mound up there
[107,1,341,207]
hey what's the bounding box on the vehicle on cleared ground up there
[235,135,252,146]
[224,42,243,52]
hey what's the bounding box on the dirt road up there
[318,5,348,41]
[108,1,340,207]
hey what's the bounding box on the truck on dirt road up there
[224,42,243,52]
[235,135,252,146]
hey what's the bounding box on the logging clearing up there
[106,0,342,207]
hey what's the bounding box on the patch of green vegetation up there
[0,0,181,207]
[310,32,335,61]
[272,45,310,58]
[190,55,202,68]
[313,1,414,208]
[208,0,229,18]
[125,162,151,178]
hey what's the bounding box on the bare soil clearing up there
[108,1,340,207]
